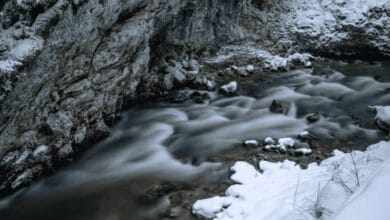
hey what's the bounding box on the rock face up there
[279,0,390,59]
[0,0,265,196]
[0,0,389,195]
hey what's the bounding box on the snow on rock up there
[193,141,390,220]
[264,137,275,145]
[32,145,50,161]
[245,65,255,73]
[264,144,281,151]
[294,148,312,155]
[193,196,233,218]
[0,0,68,102]
[264,137,295,152]
[219,81,238,96]
[278,137,295,148]
[11,170,33,189]
[298,131,310,139]
[243,140,258,147]
[370,105,390,130]
[206,45,314,72]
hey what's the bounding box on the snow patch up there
[193,141,390,220]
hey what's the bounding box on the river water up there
[0,60,389,220]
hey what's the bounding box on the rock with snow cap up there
[243,140,258,147]
[264,137,275,145]
[371,106,390,132]
[219,81,238,96]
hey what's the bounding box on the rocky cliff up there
[0,0,389,196]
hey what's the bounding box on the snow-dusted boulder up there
[219,81,238,96]
[370,105,390,131]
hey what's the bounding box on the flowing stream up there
[1,60,389,220]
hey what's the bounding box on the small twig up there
[350,152,360,187]
[294,173,300,207]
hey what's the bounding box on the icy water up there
[0,61,389,220]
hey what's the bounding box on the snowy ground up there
[333,157,390,220]
[193,140,390,220]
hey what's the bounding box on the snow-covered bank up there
[193,141,390,220]
[333,158,390,220]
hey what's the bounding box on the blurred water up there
[0,61,389,220]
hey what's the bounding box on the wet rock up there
[269,100,283,113]
[11,165,43,189]
[187,70,199,80]
[219,81,238,96]
[231,65,248,77]
[166,66,186,85]
[1,151,20,167]
[189,91,211,104]
[306,113,321,123]
[188,59,200,72]
[163,73,174,90]
[191,75,215,91]
[32,145,50,161]
[74,127,87,145]
[189,91,204,104]
[169,91,189,103]
[57,143,73,160]
[15,149,32,166]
